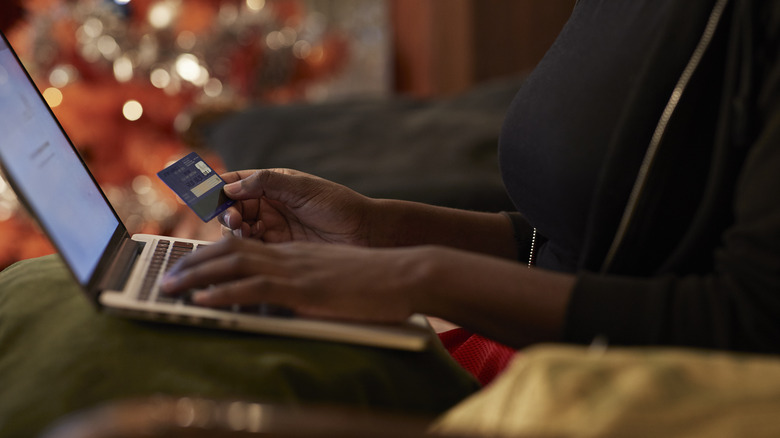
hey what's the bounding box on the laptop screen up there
[0,36,120,284]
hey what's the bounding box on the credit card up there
[157,152,235,222]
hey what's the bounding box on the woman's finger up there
[161,239,268,290]
[192,275,298,307]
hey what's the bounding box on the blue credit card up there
[157,152,235,222]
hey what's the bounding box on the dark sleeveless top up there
[499,0,718,272]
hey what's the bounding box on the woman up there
[163,0,780,353]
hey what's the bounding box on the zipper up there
[600,0,732,273]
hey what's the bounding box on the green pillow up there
[0,255,479,436]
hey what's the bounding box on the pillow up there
[0,255,479,436]
[433,344,780,438]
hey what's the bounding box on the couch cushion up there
[203,77,524,212]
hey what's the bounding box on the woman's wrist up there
[396,245,457,323]
[361,198,394,248]
[364,199,518,258]
[362,198,430,248]
[404,245,573,348]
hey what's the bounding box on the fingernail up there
[193,291,210,304]
[224,182,240,194]
[159,275,176,292]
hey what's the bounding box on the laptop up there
[0,32,431,351]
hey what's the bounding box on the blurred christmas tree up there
[0,0,390,269]
[0,1,24,31]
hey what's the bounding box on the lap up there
[0,255,478,436]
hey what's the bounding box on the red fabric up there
[438,328,516,386]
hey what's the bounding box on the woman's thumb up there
[224,169,293,200]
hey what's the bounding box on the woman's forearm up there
[366,198,520,260]
[363,198,571,347]
[408,246,575,349]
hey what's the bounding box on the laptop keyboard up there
[136,238,293,317]
[137,238,196,303]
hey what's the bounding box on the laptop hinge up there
[98,238,145,292]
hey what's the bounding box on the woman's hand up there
[219,169,375,246]
[161,238,425,323]
[218,168,521,259]
[160,237,574,348]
